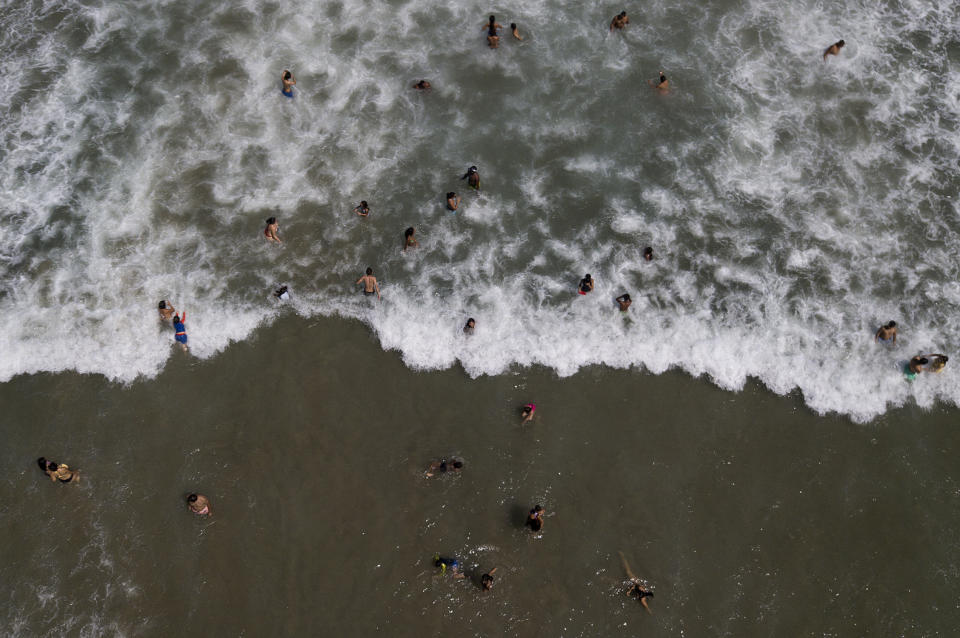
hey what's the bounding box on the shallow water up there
[2,316,960,636]
[1,0,958,420]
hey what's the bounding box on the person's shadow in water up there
[511,503,531,530]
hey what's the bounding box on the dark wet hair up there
[453,461,464,469]
[643,246,654,259]
[366,267,373,275]
[466,318,475,325]
[621,294,631,302]
[489,15,496,24]
[360,201,368,207]
[158,300,166,309]
[48,461,58,471]
[533,504,543,513]
[461,166,478,180]
[266,217,276,225]
[584,274,591,280]
[510,23,517,29]
[941,356,950,363]
[447,192,456,199]
[405,227,415,238]
[660,73,667,82]
[187,494,198,502]
[283,71,291,80]
[620,11,627,17]
[886,321,896,328]
[838,40,845,46]
[917,357,929,365]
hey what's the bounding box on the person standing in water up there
[403,227,419,251]
[481,567,498,591]
[353,201,370,217]
[616,294,632,312]
[187,493,211,515]
[462,166,480,190]
[527,504,545,531]
[823,40,845,61]
[413,80,431,90]
[357,267,381,300]
[610,11,629,31]
[158,300,175,322]
[464,318,476,334]
[511,23,523,40]
[173,311,188,352]
[281,70,296,97]
[578,274,595,295]
[447,192,461,211]
[875,321,897,344]
[483,15,503,48]
[38,458,79,483]
[264,217,281,243]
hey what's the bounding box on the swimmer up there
[434,554,466,578]
[461,165,480,190]
[643,246,654,261]
[511,23,523,40]
[446,192,461,211]
[616,294,632,312]
[578,274,594,295]
[413,80,432,90]
[37,457,57,479]
[610,11,629,31]
[354,201,370,217]
[483,15,503,48]
[426,458,464,477]
[403,227,419,251]
[649,71,669,92]
[38,457,78,483]
[823,40,845,61]
[356,267,381,300]
[187,493,211,515]
[527,504,545,531]
[173,311,188,352]
[158,300,175,322]
[875,321,897,344]
[264,217,281,243]
[281,70,296,97]
[464,318,476,335]
[925,354,949,373]
[274,285,289,300]
[520,403,535,424]
[620,552,653,613]
[481,567,498,591]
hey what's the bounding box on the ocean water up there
[1,0,958,422]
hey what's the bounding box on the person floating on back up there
[187,493,211,515]
[173,311,188,352]
[264,217,281,243]
[281,70,296,97]
[578,273,594,295]
[610,11,629,31]
[616,294,632,312]
[447,192,461,211]
[357,267,381,300]
[461,166,480,190]
[38,457,79,483]
[483,15,503,48]
[823,40,845,61]
[413,80,432,90]
[520,403,536,424]
[527,504,545,531]
[403,227,419,251]
[875,321,897,344]
[354,201,370,217]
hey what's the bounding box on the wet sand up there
[2,315,958,636]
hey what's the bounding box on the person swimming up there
[356,267,381,300]
[481,567,498,591]
[823,39,845,61]
[461,166,480,190]
[483,15,503,48]
[875,321,897,344]
[413,80,432,90]
[281,70,296,97]
[578,274,594,295]
[264,217,281,243]
[434,554,465,578]
[464,318,476,335]
[447,192,461,211]
[610,11,629,31]
[649,71,669,92]
[403,227,419,251]
[173,311,188,352]
[38,457,78,483]
[353,201,370,217]
[158,300,175,322]
[616,294,632,311]
[520,403,535,424]
[187,493,211,515]
[620,551,654,613]
[510,23,522,40]
[274,285,289,300]
[643,246,654,261]
[527,505,545,531]
[426,458,464,477]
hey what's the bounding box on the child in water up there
[520,403,536,423]
[173,312,188,352]
[434,554,465,578]
[527,504,545,531]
